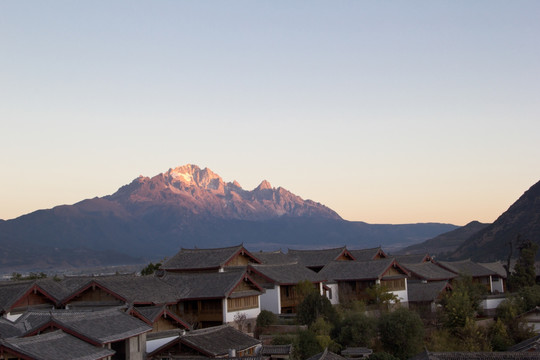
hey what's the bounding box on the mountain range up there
[401,179,540,262]
[0,164,457,271]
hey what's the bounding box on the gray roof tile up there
[16,307,151,345]
[318,258,407,281]
[248,263,320,285]
[402,262,457,281]
[288,247,352,268]
[162,244,261,271]
[436,260,497,277]
[0,330,115,360]
[407,281,451,302]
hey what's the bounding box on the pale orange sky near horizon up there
[1,1,539,226]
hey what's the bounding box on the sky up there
[1,1,539,226]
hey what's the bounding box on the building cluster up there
[0,244,511,359]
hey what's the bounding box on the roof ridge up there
[180,244,244,252]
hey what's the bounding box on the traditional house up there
[16,307,151,360]
[130,305,191,333]
[0,330,115,360]
[348,247,387,261]
[317,258,409,305]
[306,348,347,360]
[260,344,292,360]
[508,333,540,352]
[410,350,540,359]
[407,280,452,314]
[394,253,433,264]
[288,247,355,272]
[254,250,294,265]
[146,325,261,359]
[58,275,181,314]
[401,262,457,283]
[161,245,262,273]
[161,270,264,331]
[247,263,322,314]
[0,280,60,321]
[435,260,503,294]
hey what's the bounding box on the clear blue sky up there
[1,1,539,225]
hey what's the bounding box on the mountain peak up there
[165,164,223,190]
[256,180,272,191]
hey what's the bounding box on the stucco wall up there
[259,285,281,314]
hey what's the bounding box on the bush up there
[378,308,424,360]
[256,310,278,328]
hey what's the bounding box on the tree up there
[293,330,322,360]
[378,308,424,360]
[335,311,376,348]
[509,239,538,291]
[256,310,278,328]
[297,292,338,327]
[140,262,162,276]
[366,284,399,311]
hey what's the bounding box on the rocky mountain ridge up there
[0,164,457,271]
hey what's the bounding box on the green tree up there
[140,262,162,276]
[366,284,399,311]
[335,311,377,348]
[294,330,322,360]
[368,353,400,360]
[256,309,278,328]
[509,239,538,291]
[378,308,424,360]
[489,318,513,351]
[297,292,338,327]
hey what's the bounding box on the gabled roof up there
[261,344,293,356]
[0,330,115,360]
[130,305,191,329]
[148,325,261,358]
[402,262,457,281]
[507,333,540,352]
[60,275,181,306]
[306,348,347,360]
[0,280,59,313]
[436,260,498,277]
[349,247,387,261]
[161,270,263,300]
[248,263,320,285]
[161,244,261,271]
[179,325,261,357]
[407,281,451,303]
[0,317,23,339]
[17,307,151,345]
[478,261,508,278]
[394,253,432,264]
[318,258,409,282]
[254,250,296,265]
[288,247,355,268]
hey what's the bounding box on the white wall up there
[490,276,505,293]
[393,279,408,304]
[259,285,281,314]
[223,299,261,323]
[326,283,340,305]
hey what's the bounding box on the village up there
[0,243,539,360]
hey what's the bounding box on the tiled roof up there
[478,262,508,278]
[17,307,151,345]
[261,344,292,356]
[248,263,320,285]
[92,275,180,305]
[0,330,115,360]
[254,250,296,265]
[408,281,450,302]
[162,244,261,271]
[0,280,60,313]
[410,350,540,360]
[161,270,263,300]
[507,334,540,352]
[340,347,373,357]
[306,348,347,360]
[0,317,22,339]
[131,305,191,329]
[318,258,406,281]
[349,247,387,261]
[394,253,432,264]
[288,247,353,268]
[436,260,497,277]
[179,325,261,357]
[402,262,457,281]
